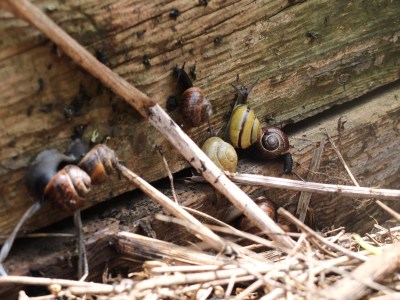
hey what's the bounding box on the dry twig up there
[296,141,325,222]
[156,146,179,203]
[318,243,400,300]
[190,174,400,200]
[375,200,400,222]
[278,208,368,262]
[325,131,360,187]
[116,163,228,253]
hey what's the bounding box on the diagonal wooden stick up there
[2,0,294,249]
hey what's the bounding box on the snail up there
[228,80,261,149]
[78,144,119,184]
[238,196,276,233]
[0,148,91,276]
[238,196,295,234]
[202,137,237,173]
[174,64,212,127]
[201,120,238,173]
[252,127,293,174]
[26,149,91,212]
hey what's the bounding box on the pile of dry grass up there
[2,204,400,300]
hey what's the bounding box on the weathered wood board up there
[0,83,398,299]
[0,0,399,236]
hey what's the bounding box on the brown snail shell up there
[78,144,118,184]
[44,165,91,213]
[239,196,276,233]
[201,136,238,173]
[181,87,212,127]
[26,149,78,200]
[253,127,290,159]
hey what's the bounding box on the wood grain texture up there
[0,0,399,234]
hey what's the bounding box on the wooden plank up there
[0,0,399,235]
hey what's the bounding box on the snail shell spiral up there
[44,165,91,213]
[238,196,276,233]
[201,136,238,173]
[253,127,290,159]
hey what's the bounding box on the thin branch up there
[116,163,228,253]
[116,231,228,267]
[375,200,400,222]
[325,131,360,187]
[189,174,400,200]
[296,141,325,222]
[0,276,113,291]
[157,145,179,203]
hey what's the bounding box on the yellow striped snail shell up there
[201,136,238,173]
[229,105,261,149]
[228,80,261,149]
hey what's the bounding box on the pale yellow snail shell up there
[201,137,238,173]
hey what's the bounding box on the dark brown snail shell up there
[26,149,77,201]
[253,127,290,159]
[78,144,118,184]
[181,87,212,127]
[44,165,91,212]
[26,149,91,212]
[174,65,212,127]
[239,196,276,233]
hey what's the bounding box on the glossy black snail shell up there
[174,65,212,127]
